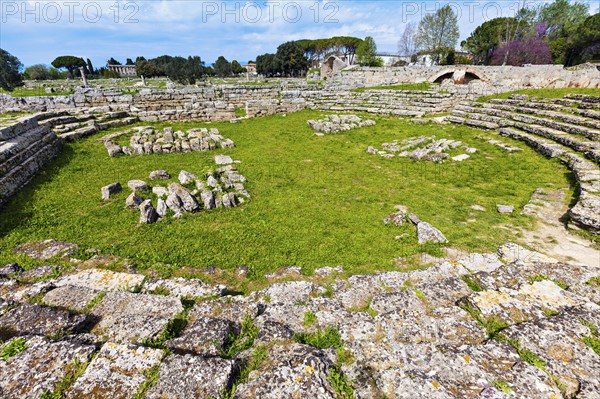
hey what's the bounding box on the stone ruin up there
[101,155,248,224]
[367,135,476,162]
[447,93,600,232]
[307,114,376,135]
[384,206,448,245]
[102,126,235,157]
[0,239,599,398]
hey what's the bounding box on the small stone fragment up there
[101,182,122,200]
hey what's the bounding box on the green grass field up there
[477,87,600,102]
[0,110,571,280]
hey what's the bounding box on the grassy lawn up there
[477,87,600,102]
[0,110,571,279]
[0,86,72,97]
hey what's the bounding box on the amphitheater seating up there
[310,89,455,117]
[37,110,139,141]
[448,94,600,232]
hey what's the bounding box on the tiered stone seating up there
[310,89,456,117]
[448,94,600,232]
[37,110,139,141]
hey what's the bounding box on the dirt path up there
[519,188,600,268]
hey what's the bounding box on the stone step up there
[500,120,600,159]
[500,127,600,231]
[59,125,98,141]
[445,115,499,129]
[466,100,600,132]
[461,101,600,137]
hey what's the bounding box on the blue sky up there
[1,0,598,68]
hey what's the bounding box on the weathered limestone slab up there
[101,182,122,200]
[251,280,323,304]
[457,253,504,273]
[464,280,584,325]
[1,280,55,302]
[189,297,262,325]
[142,277,225,298]
[0,336,95,399]
[14,239,78,260]
[166,316,233,356]
[502,303,600,398]
[215,155,233,165]
[65,342,163,399]
[56,268,145,291]
[234,343,337,399]
[145,354,236,399]
[497,242,558,265]
[42,285,100,312]
[90,291,183,343]
[0,303,89,340]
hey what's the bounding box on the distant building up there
[377,52,410,66]
[107,64,137,76]
[243,62,257,74]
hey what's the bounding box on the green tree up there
[107,57,121,65]
[356,36,383,67]
[537,0,589,63]
[51,55,86,77]
[125,58,135,65]
[0,49,24,91]
[24,64,50,80]
[462,17,522,64]
[256,53,281,77]
[415,5,460,64]
[231,60,245,74]
[166,56,204,84]
[276,41,309,76]
[563,13,600,65]
[538,0,588,40]
[86,58,95,76]
[213,56,232,77]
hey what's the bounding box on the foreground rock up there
[14,239,79,260]
[0,240,598,398]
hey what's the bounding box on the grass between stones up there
[0,337,27,360]
[0,110,571,279]
[476,87,600,102]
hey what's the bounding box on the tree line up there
[399,0,598,66]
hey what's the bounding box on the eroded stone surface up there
[0,303,89,340]
[56,268,145,291]
[90,291,183,343]
[234,343,337,399]
[145,354,236,399]
[42,285,100,312]
[14,239,78,260]
[142,277,225,298]
[0,336,95,399]
[65,342,163,399]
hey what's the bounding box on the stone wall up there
[335,64,600,92]
[0,115,63,206]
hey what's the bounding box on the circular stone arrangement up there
[103,126,235,157]
[101,155,249,224]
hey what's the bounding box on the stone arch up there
[430,68,486,84]
[321,56,348,78]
